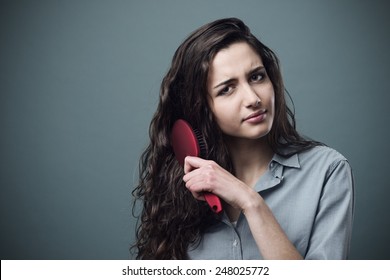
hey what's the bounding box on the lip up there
[243,109,267,123]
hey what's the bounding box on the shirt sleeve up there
[305,159,355,259]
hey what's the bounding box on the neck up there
[226,136,274,187]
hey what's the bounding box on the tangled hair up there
[131,18,320,259]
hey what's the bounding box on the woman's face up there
[207,42,275,141]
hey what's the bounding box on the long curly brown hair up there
[131,18,320,259]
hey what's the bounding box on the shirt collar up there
[271,152,300,169]
[253,150,300,193]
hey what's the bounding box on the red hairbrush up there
[171,119,223,214]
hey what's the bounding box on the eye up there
[218,85,234,96]
[250,72,264,82]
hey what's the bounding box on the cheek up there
[264,87,275,113]
[209,101,237,129]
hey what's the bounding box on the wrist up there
[241,190,264,216]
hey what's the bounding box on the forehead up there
[209,42,263,78]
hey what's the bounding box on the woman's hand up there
[182,156,259,211]
[183,156,303,259]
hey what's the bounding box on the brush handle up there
[203,192,222,214]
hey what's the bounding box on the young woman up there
[132,18,354,259]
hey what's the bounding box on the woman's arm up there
[242,194,303,259]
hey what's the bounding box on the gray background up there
[1,0,389,259]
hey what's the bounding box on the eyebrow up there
[212,66,266,89]
[213,78,235,89]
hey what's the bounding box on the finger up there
[183,170,213,199]
[184,172,207,192]
[182,163,204,182]
[183,156,208,174]
[188,190,206,201]
[185,177,208,201]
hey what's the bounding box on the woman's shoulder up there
[301,145,346,160]
[296,145,350,170]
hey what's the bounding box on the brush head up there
[171,119,200,167]
[171,119,223,214]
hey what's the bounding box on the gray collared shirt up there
[187,146,354,259]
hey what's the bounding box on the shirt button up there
[233,240,238,247]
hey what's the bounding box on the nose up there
[242,83,261,108]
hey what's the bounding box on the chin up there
[230,130,271,141]
[249,133,269,140]
[246,127,272,139]
[222,124,272,140]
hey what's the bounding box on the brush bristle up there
[193,128,207,158]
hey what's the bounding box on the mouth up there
[243,109,267,123]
